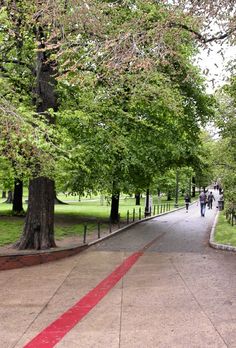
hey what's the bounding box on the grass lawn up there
[0,194,185,247]
[0,218,24,245]
[214,211,236,247]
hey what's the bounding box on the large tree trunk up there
[54,191,68,205]
[2,191,6,199]
[12,179,24,215]
[167,191,171,201]
[19,28,58,249]
[145,188,151,216]
[192,176,196,197]
[174,171,179,207]
[135,193,140,206]
[110,191,120,223]
[17,177,56,250]
[5,190,13,204]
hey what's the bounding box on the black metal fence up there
[226,209,236,226]
[82,203,174,244]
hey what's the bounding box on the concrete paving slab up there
[56,330,120,348]
[12,252,126,348]
[15,287,122,348]
[119,328,227,348]
[216,321,236,347]
[1,198,236,348]
[0,305,42,348]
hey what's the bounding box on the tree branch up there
[169,22,236,44]
[0,59,33,71]
[215,162,236,170]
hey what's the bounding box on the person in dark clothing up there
[199,191,207,216]
[218,193,224,210]
[184,193,191,213]
[207,191,215,209]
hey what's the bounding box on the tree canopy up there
[0,0,231,248]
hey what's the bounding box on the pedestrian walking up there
[184,193,191,213]
[207,191,215,209]
[199,190,207,217]
[218,193,224,211]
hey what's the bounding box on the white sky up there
[196,42,236,138]
[196,42,236,93]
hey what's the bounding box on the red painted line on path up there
[24,251,143,348]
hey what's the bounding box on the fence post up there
[133,208,135,222]
[127,210,130,224]
[83,224,87,244]
[153,205,156,215]
[109,219,112,234]
[98,221,101,239]
[118,214,121,229]
[139,207,141,220]
[160,205,162,214]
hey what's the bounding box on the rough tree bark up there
[192,177,196,197]
[167,191,172,201]
[5,190,13,203]
[19,26,58,249]
[12,179,24,215]
[110,191,120,223]
[135,193,140,206]
[17,177,56,250]
[145,188,150,216]
[54,191,68,205]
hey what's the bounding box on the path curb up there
[0,205,187,271]
[209,211,236,252]
[88,204,189,247]
[0,244,88,271]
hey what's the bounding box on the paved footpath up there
[1,199,236,348]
